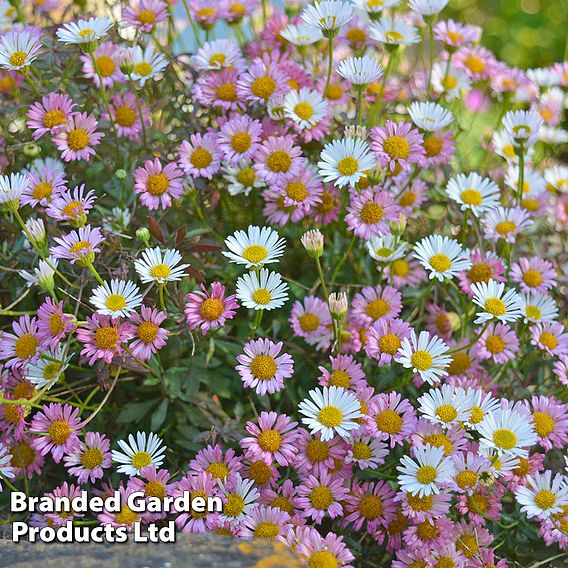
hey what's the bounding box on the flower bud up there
[329,292,348,319]
[136,227,151,246]
[24,217,46,248]
[23,143,40,158]
[301,229,324,258]
[115,169,127,180]
[389,214,407,236]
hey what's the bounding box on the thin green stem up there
[323,38,334,97]
[23,68,42,97]
[356,86,364,128]
[129,76,148,147]
[446,320,491,355]
[330,235,356,286]
[181,0,203,48]
[86,262,104,285]
[0,473,19,493]
[314,256,329,302]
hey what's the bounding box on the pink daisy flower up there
[259,479,302,520]
[76,313,134,366]
[218,114,263,164]
[553,357,568,388]
[293,429,347,478]
[129,307,169,361]
[0,393,27,440]
[45,184,96,225]
[411,421,468,457]
[296,470,348,524]
[134,158,184,210]
[253,135,304,185]
[53,112,104,162]
[451,520,493,561]
[189,0,228,29]
[127,466,175,522]
[237,61,290,105]
[477,323,519,364]
[366,392,417,447]
[80,41,125,89]
[317,354,367,391]
[178,133,222,179]
[345,188,400,239]
[365,317,413,366]
[483,206,533,244]
[63,431,112,483]
[421,130,456,167]
[531,322,568,356]
[308,184,340,224]
[242,457,281,489]
[261,189,297,226]
[448,452,491,495]
[98,485,143,530]
[188,443,243,486]
[30,403,81,463]
[36,298,75,348]
[351,284,402,327]
[454,45,498,80]
[274,166,323,222]
[396,177,427,216]
[21,166,67,208]
[383,256,427,288]
[370,121,425,174]
[457,486,503,525]
[185,282,238,335]
[8,436,45,478]
[434,19,480,48]
[0,315,41,369]
[26,93,76,140]
[122,0,168,33]
[50,224,104,265]
[42,482,85,527]
[236,338,294,396]
[425,303,454,341]
[396,489,452,523]
[240,411,299,467]
[289,295,331,341]
[403,516,455,552]
[193,68,244,112]
[457,249,506,297]
[240,504,291,540]
[527,395,568,451]
[510,256,556,294]
[295,529,355,568]
[104,92,151,141]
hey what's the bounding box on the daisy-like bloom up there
[112,431,166,476]
[448,452,491,495]
[294,430,347,477]
[240,504,291,540]
[128,307,169,361]
[477,407,537,458]
[0,30,42,71]
[259,478,301,518]
[484,205,533,244]
[413,235,471,282]
[19,256,58,291]
[134,247,189,285]
[90,280,143,318]
[185,282,238,335]
[190,39,244,72]
[470,279,523,325]
[371,121,425,175]
[104,92,150,141]
[50,225,104,266]
[366,392,417,447]
[76,313,133,365]
[280,23,323,46]
[63,432,111,484]
[241,411,299,467]
[418,384,472,429]
[284,88,328,130]
[515,470,568,519]
[223,161,263,196]
[127,44,168,86]
[24,345,71,390]
[218,474,260,523]
[477,323,519,364]
[29,403,81,463]
[294,529,354,568]
[502,109,543,147]
[79,41,125,89]
[189,443,243,485]
[134,158,183,210]
[369,16,420,46]
[0,442,14,492]
[408,0,448,15]
[97,485,143,530]
[545,165,568,192]
[22,166,66,208]
[520,292,558,324]
[365,318,413,367]
[366,234,408,264]
[510,257,556,294]
[194,68,242,112]
[0,315,41,368]
[434,19,480,48]
[345,434,388,470]
[397,444,454,497]
[396,330,452,385]
[345,188,400,240]
[445,172,500,217]
[351,284,402,327]
[236,338,293,395]
[123,0,167,33]
[299,386,363,441]
[223,226,285,269]
[409,102,453,132]
[9,436,45,479]
[236,268,289,311]
[173,472,221,533]
[318,354,367,390]
[45,184,96,226]
[290,296,331,341]
[179,133,222,180]
[531,322,568,357]
[26,93,75,141]
[253,136,304,185]
[301,0,354,37]
[318,137,375,189]
[56,17,112,45]
[528,396,568,451]
[337,55,383,86]
[218,115,262,165]
[0,171,28,211]
[431,62,471,99]
[127,466,175,523]
[53,112,103,162]
[457,249,506,298]
[297,470,348,524]
[236,61,290,105]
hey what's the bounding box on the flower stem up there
[86,262,104,285]
[516,142,525,206]
[330,234,356,286]
[426,19,435,97]
[181,0,203,48]
[323,38,334,97]
[23,68,41,97]
[249,308,264,339]
[356,86,364,128]
[314,256,329,302]
[129,76,148,147]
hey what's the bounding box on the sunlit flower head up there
[134,247,189,284]
[318,137,375,188]
[56,17,112,45]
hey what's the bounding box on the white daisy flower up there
[337,55,383,86]
[23,218,46,247]
[540,126,568,145]
[397,444,454,497]
[298,385,364,441]
[464,387,501,428]
[127,45,168,86]
[431,62,471,100]
[504,165,546,196]
[0,172,29,211]
[345,434,388,469]
[515,470,568,519]
[222,161,264,197]
[395,330,452,385]
[223,225,285,268]
[527,67,561,88]
[190,39,243,71]
[90,279,143,317]
[408,0,448,16]
[236,268,289,310]
[491,129,535,164]
[408,101,453,132]
[470,279,523,325]
[502,109,543,147]
[477,408,537,458]
[134,247,189,284]
[56,17,112,45]
[366,234,408,263]
[544,165,568,193]
[352,0,401,17]
[284,88,328,129]
[24,346,71,390]
[280,23,323,46]
[301,0,354,37]
[0,31,42,71]
[482,450,520,477]
[369,17,420,46]
[445,172,501,216]
[219,475,260,522]
[418,384,472,429]
[0,442,14,490]
[111,431,166,476]
[19,256,58,290]
[318,137,375,188]
[520,292,558,324]
[413,235,471,281]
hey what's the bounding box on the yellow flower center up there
[286,182,308,202]
[224,494,245,517]
[460,189,483,206]
[209,53,226,66]
[70,241,90,254]
[346,28,366,44]
[325,84,343,100]
[352,441,372,461]
[400,192,416,207]
[447,353,471,375]
[216,83,237,101]
[62,201,83,218]
[205,461,229,480]
[525,305,541,320]
[67,129,89,151]
[385,30,403,43]
[131,451,152,469]
[318,405,344,428]
[94,326,119,350]
[43,362,61,381]
[253,522,279,539]
[78,28,94,38]
[115,105,137,127]
[358,495,383,519]
[267,151,292,173]
[376,409,403,434]
[455,469,478,490]
[436,404,458,423]
[191,148,213,169]
[150,263,171,279]
[424,136,442,157]
[417,520,439,540]
[484,297,506,316]
[248,460,273,484]
[13,381,34,400]
[540,331,558,350]
[429,253,452,273]
[258,429,282,452]
[442,75,458,90]
[251,76,276,100]
[199,298,224,321]
[115,505,139,526]
[392,259,409,277]
[535,489,557,510]
[270,496,293,515]
[294,102,314,120]
[81,448,104,469]
[485,335,505,354]
[15,334,39,360]
[365,298,389,320]
[464,55,485,74]
[308,550,339,568]
[495,221,516,236]
[360,203,384,224]
[383,135,410,159]
[422,434,453,456]
[250,355,277,380]
[137,9,156,24]
[134,61,153,76]
[96,55,115,77]
[493,428,517,450]
[252,288,271,305]
[32,182,53,200]
[532,411,555,437]
[329,370,350,388]
[4,405,21,424]
[310,486,334,509]
[306,439,329,462]
[105,294,126,312]
[337,156,359,176]
[48,420,72,445]
[411,350,433,371]
[145,480,166,499]
[236,167,255,186]
[416,465,438,485]
[10,442,35,468]
[146,173,169,196]
[9,50,27,67]
[137,321,159,344]
[378,333,401,355]
[522,198,539,212]
[406,492,433,512]
[43,109,66,129]
[468,263,492,283]
[299,313,320,332]
[230,132,251,153]
[456,534,478,558]
[522,269,542,288]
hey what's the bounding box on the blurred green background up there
[447,0,567,68]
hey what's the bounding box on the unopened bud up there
[23,143,40,158]
[24,217,46,248]
[447,312,462,332]
[136,227,151,246]
[329,292,348,319]
[301,229,324,258]
[389,214,407,236]
[115,169,127,180]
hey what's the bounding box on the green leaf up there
[151,398,169,431]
